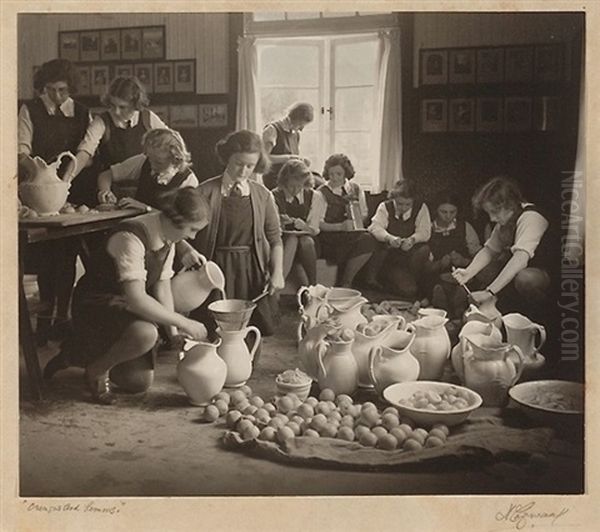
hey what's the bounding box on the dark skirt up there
[318,231,376,264]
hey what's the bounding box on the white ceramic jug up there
[502,313,546,377]
[172,261,225,313]
[409,315,451,381]
[316,337,359,396]
[217,326,261,387]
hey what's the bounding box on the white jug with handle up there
[409,315,451,381]
[502,313,546,377]
[217,326,261,387]
[172,261,225,313]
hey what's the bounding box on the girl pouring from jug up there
[44,187,210,405]
[451,176,550,315]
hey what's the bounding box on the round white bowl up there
[383,381,483,427]
[275,376,313,401]
[508,380,583,426]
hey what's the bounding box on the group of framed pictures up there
[420,44,564,85]
[59,26,166,62]
[70,60,196,96]
[421,96,560,133]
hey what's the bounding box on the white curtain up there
[371,29,403,193]
[236,36,260,132]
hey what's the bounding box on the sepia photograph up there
[5,6,593,531]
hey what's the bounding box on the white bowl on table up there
[383,381,483,427]
[275,371,313,401]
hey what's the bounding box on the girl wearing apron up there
[313,154,376,288]
[272,159,319,286]
[45,188,210,405]
[18,59,91,344]
[193,130,284,336]
[366,180,432,299]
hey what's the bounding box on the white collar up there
[432,219,457,233]
[326,179,352,195]
[221,172,250,196]
[40,94,74,117]
[109,109,140,129]
[282,188,305,204]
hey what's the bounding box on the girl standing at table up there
[272,159,319,286]
[45,187,210,404]
[312,153,376,288]
[193,130,284,336]
[18,58,91,344]
[68,76,167,205]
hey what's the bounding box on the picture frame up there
[100,29,121,61]
[198,103,228,128]
[79,31,100,62]
[169,105,199,129]
[121,28,142,61]
[150,105,170,125]
[420,50,448,85]
[174,60,195,93]
[58,31,79,62]
[534,96,561,131]
[449,98,475,132]
[476,47,504,84]
[154,62,173,93]
[142,26,165,60]
[504,96,532,132]
[504,46,534,83]
[421,98,447,132]
[534,44,563,82]
[476,97,503,132]
[134,63,154,93]
[449,49,476,84]
[76,65,91,96]
[114,64,134,79]
[91,65,110,96]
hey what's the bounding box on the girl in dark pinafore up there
[313,154,376,288]
[45,188,210,404]
[192,130,284,336]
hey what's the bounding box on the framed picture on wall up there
[505,46,533,83]
[476,97,503,132]
[505,97,532,132]
[174,60,195,93]
[420,50,448,85]
[91,65,109,96]
[150,105,169,125]
[421,99,447,132]
[76,65,91,96]
[534,96,560,131]
[154,62,173,93]
[534,44,563,82]
[58,31,79,62]
[80,31,100,62]
[198,104,228,128]
[115,64,134,79]
[449,98,475,132]
[169,105,199,129]
[121,28,142,60]
[134,63,154,93]
[476,47,504,83]
[142,26,165,60]
[100,29,121,61]
[449,49,475,84]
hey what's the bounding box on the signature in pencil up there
[495,501,571,530]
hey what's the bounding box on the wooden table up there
[19,209,145,400]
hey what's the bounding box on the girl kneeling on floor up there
[47,187,210,405]
[192,130,284,336]
[312,153,376,288]
[366,180,432,299]
[272,159,320,286]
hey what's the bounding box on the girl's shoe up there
[85,371,117,405]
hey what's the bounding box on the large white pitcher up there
[217,326,261,387]
[502,313,546,377]
[409,315,451,381]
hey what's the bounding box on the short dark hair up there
[34,59,79,94]
[323,153,355,180]
[433,189,461,211]
[215,129,270,174]
[472,176,524,214]
[388,179,418,200]
[157,187,210,229]
[288,102,314,123]
[101,76,149,109]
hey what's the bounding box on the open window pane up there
[258,45,320,87]
[334,87,374,131]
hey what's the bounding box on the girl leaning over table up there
[313,153,376,288]
[191,130,284,337]
[272,159,320,286]
[18,58,92,345]
[45,187,210,405]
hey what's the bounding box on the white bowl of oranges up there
[383,381,482,427]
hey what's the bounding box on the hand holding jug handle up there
[535,324,547,353]
[55,151,78,183]
[316,340,328,378]
[244,326,262,361]
[368,346,382,388]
